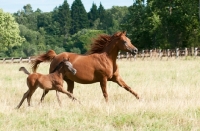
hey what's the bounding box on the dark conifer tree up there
[97,3,106,30]
[70,0,89,34]
[88,3,98,27]
[57,0,71,36]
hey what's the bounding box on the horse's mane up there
[86,32,122,55]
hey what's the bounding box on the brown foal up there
[16,58,78,109]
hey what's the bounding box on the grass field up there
[0,59,200,131]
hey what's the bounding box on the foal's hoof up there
[15,106,20,109]
[136,95,140,99]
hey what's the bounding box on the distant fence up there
[0,47,200,64]
[0,57,34,64]
[118,47,200,60]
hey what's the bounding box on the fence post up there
[19,57,22,63]
[149,50,152,59]
[194,47,198,58]
[185,48,188,59]
[126,52,131,60]
[176,48,179,59]
[142,50,145,60]
[3,58,6,63]
[11,57,14,63]
[28,57,31,63]
[167,49,170,60]
[133,53,137,61]
[159,49,162,60]
[191,47,194,57]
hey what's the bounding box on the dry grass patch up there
[0,59,200,130]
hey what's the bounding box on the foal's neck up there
[53,69,64,79]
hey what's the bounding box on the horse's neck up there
[104,42,119,63]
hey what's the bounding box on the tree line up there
[0,0,199,58]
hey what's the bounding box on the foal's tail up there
[19,67,30,75]
[31,50,57,73]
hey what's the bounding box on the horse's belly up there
[69,74,99,84]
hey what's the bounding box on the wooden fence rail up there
[118,47,200,60]
[0,57,34,64]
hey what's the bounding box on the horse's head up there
[62,58,77,75]
[115,31,138,55]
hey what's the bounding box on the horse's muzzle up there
[72,69,77,75]
[131,48,138,55]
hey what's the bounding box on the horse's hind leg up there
[16,90,30,109]
[64,78,74,93]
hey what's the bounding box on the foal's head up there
[52,58,77,75]
[62,58,77,75]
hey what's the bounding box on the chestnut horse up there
[16,58,78,109]
[32,31,139,102]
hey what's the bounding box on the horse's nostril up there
[133,48,138,54]
[134,49,138,53]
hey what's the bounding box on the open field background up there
[0,59,200,131]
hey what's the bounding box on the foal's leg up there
[27,86,38,106]
[56,91,62,107]
[111,75,139,99]
[57,86,81,104]
[40,90,49,103]
[16,90,30,109]
[100,78,108,102]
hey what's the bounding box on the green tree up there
[122,0,151,49]
[97,3,106,30]
[64,29,104,54]
[148,0,199,48]
[88,3,98,28]
[104,6,129,34]
[14,4,38,31]
[0,9,24,56]
[70,0,89,34]
[56,0,71,36]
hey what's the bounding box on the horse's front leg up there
[64,77,74,94]
[100,78,108,102]
[111,76,139,99]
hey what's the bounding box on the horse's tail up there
[19,67,30,75]
[31,50,57,73]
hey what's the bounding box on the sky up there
[0,0,133,13]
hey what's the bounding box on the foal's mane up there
[51,61,64,73]
[87,32,123,55]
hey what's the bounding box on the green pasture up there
[0,59,200,131]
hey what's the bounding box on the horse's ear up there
[122,31,127,35]
[63,57,69,61]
